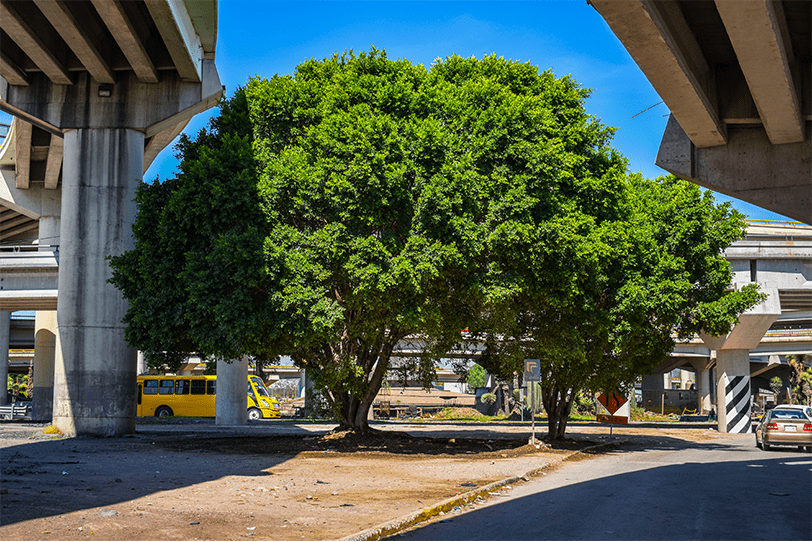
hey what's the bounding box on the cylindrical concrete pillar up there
[716,349,752,433]
[136,351,147,375]
[216,357,248,425]
[695,365,712,414]
[0,311,10,406]
[689,359,713,414]
[52,128,141,436]
[32,311,57,422]
[33,210,60,422]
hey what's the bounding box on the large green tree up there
[111,48,760,437]
[472,174,763,438]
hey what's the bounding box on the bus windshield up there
[250,377,271,397]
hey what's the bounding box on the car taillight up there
[766,422,779,430]
[804,423,812,432]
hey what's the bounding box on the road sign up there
[523,359,540,382]
[597,393,628,414]
[597,414,629,425]
[596,392,631,428]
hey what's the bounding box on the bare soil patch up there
[0,420,722,540]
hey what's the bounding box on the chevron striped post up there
[722,374,752,433]
[716,349,752,434]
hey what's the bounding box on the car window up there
[771,410,803,419]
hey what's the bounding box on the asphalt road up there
[391,433,812,540]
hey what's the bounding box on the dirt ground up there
[0,418,724,541]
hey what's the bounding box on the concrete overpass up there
[590,0,811,224]
[0,0,223,436]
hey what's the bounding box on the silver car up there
[755,405,812,451]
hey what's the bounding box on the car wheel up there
[248,407,262,420]
[755,437,762,449]
[155,406,173,418]
[763,442,771,450]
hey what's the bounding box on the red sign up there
[597,413,629,425]
[597,393,628,414]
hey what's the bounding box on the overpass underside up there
[0,0,223,435]
[591,0,811,224]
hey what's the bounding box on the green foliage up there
[110,48,761,436]
[788,355,812,405]
[471,171,763,438]
[573,393,595,415]
[467,364,486,389]
[480,392,497,405]
[433,407,495,422]
[109,88,269,371]
[770,376,783,399]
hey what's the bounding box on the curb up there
[341,440,625,541]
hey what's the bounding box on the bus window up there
[250,377,271,397]
[143,380,159,395]
[190,379,206,395]
[137,384,142,405]
[159,380,174,395]
[175,380,190,395]
[207,380,216,395]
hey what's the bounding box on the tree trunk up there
[541,386,577,440]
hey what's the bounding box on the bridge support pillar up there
[714,349,753,433]
[689,359,713,414]
[0,311,9,406]
[52,128,140,436]
[32,311,56,421]
[216,357,247,425]
[701,287,780,433]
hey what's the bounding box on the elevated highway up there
[591,0,811,224]
[0,0,223,435]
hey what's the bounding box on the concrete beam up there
[34,0,116,85]
[589,0,726,148]
[4,65,222,134]
[701,287,782,351]
[90,0,159,84]
[0,0,72,86]
[0,51,28,87]
[144,0,202,83]
[144,118,189,173]
[43,132,63,190]
[656,115,811,224]
[0,290,58,311]
[14,120,31,189]
[1,167,62,220]
[715,1,803,145]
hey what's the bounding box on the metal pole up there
[531,383,536,445]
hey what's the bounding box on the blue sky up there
[1,0,793,221]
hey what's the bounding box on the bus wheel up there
[155,406,173,418]
[248,408,263,420]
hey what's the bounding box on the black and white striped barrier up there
[723,374,751,434]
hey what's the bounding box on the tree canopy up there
[471,174,763,437]
[110,48,761,436]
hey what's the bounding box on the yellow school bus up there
[136,375,280,419]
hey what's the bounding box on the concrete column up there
[689,359,713,414]
[716,349,752,434]
[701,287,780,433]
[136,351,146,375]
[52,129,141,436]
[216,357,247,426]
[0,311,9,406]
[32,209,60,422]
[32,311,56,421]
